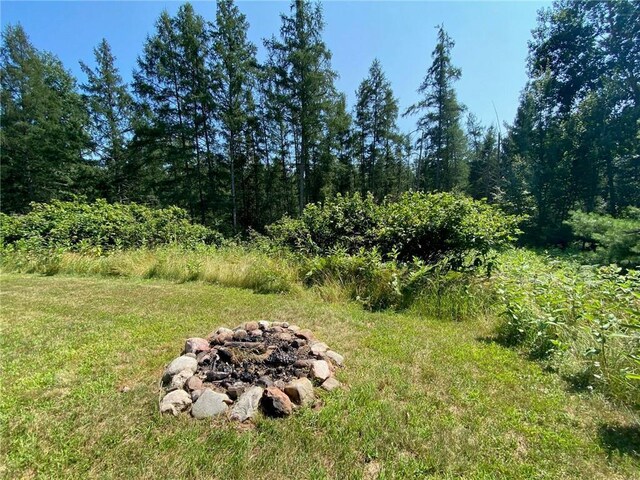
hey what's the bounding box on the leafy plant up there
[0,199,223,253]
[495,250,640,406]
[565,208,640,268]
[268,191,521,274]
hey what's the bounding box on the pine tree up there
[508,0,639,242]
[405,26,467,192]
[1,25,91,212]
[320,93,355,197]
[265,0,337,213]
[80,39,134,202]
[354,59,409,199]
[133,5,215,224]
[468,125,500,201]
[212,0,259,232]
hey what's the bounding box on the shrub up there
[268,191,521,274]
[267,193,380,256]
[377,192,521,272]
[495,249,640,406]
[565,208,640,268]
[0,199,222,253]
[302,248,402,310]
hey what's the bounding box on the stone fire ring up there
[159,320,344,421]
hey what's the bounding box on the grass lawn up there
[1,273,639,479]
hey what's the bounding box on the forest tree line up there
[1,0,638,242]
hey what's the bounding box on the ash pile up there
[159,321,344,421]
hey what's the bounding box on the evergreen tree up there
[212,0,259,232]
[1,25,91,213]
[133,5,216,224]
[405,26,467,192]
[468,125,500,202]
[265,0,337,213]
[80,39,134,202]
[354,59,406,199]
[323,93,355,196]
[508,0,639,242]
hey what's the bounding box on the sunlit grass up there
[1,273,638,479]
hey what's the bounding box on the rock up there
[210,328,234,343]
[310,342,328,356]
[164,355,198,380]
[191,388,204,402]
[196,351,211,365]
[191,389,230,419]
[274,380,286,390]
[258,320,271,330]
[272,322,284,327]
[233,329,248,341]
[160,390,192,416]
[281,322,290,328]
[293,359,315,368]
[230,386,264,421]
[324,350,344,367]
[185,352,197,359]
[214,331,234,344]
[257,375,274,387]
[186,375,203,391]
[284,377,315,406]
[292,338,307,348]
[321,377,341,391]
[184,337,210,354]
[288,325,301,332]
[244,321,259,332]
[276,332,293,342]
[169,369,193,390]
[249,329,263,338]
[269,326,284,333]
[261,387,292,417]
[311,360,331,382]
[296,329,314,341]
[226,383,246,400]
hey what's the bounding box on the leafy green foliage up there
[267,192,380,257]
[1,25,93,213]
[496,249,640,406]
[0,199,222,254]
[268,191,521,273]
[506,0,640,243]
[565,208,640,268]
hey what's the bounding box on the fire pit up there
[159,321,344,421]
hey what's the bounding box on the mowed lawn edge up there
[1,273,638,479]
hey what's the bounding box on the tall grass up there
[494,249,640,407]
[2,244,638,406]
[0,246,301,294]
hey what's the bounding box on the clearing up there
[1,273,638,479]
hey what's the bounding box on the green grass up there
[1,273,639,479]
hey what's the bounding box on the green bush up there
[268,191,521,274]
[565,208,640,268]
[267,192,381,257]
[0,199,222,253]
[378,192,521,272]
[495,249,640,406]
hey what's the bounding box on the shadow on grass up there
[561,370,594,393]
[598,424,640,458]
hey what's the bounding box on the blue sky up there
[1,1,550,131]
